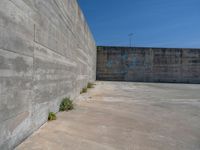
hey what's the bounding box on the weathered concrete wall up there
[0,0,96,149]
[97,46,200,83]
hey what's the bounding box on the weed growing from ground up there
[59,97,74,111]
[87,82,95,88]
[80,87,87,94]
[48,112,57,121]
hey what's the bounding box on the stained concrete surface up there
[97,46,200,83]
[16,81,200,150]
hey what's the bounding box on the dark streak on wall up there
[97,46,200,83]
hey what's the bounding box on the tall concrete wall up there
[97,46,200,83]
[0,0,96,149]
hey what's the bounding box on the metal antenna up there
[128,33,134,47]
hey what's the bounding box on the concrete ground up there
[16,81,200,150]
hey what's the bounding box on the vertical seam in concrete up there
[32,24,36,117]
[34,24,36,42]
[33,23,36,80]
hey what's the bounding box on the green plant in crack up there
[59,97,74,111]
[87,82,95,89]
[48,112,57,121]
[80,87,88,94]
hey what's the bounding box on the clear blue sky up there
[78,0,200,48]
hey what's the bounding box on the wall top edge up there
[97,46,200,50]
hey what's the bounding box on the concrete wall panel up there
[97,46,200,83]
[0,0,96,149]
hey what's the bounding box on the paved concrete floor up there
[16,81,200,150]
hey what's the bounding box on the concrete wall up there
[97,46,200,83]
[0,0,96,149]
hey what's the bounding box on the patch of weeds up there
[87,82,95,89]
[48,112,57,121]
[59,97,74,111]
[80,87,87,94]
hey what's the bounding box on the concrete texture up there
[16,81,200,150]
[97,46,200,83]
[0,0,96,149]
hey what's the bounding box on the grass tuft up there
[59,97,74,111]
[87,82,95,89]
[48,112,57,121]
[80,87,87,94]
